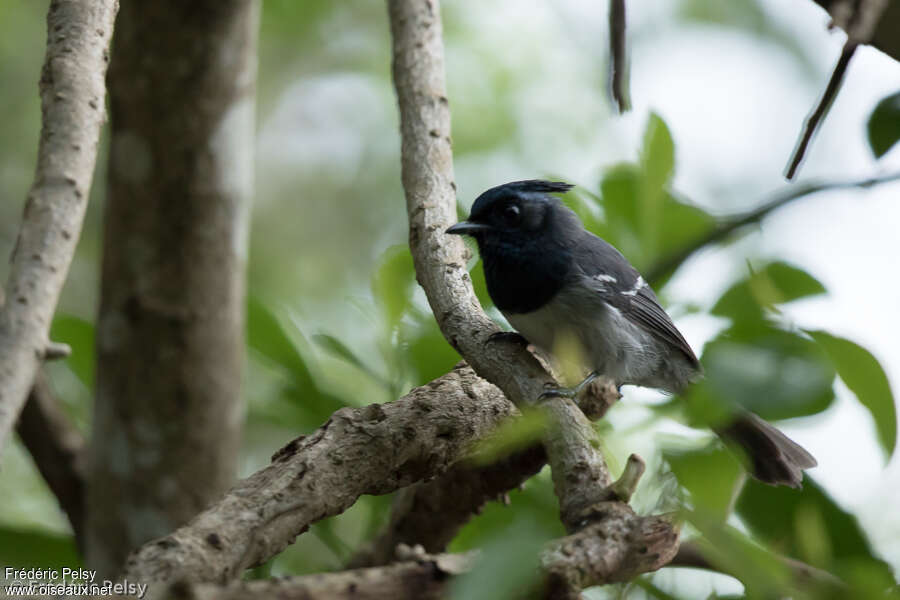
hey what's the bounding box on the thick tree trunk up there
[86,0,259,577]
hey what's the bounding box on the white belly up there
[502,290,663,388]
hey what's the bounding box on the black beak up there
[446,221,491,235]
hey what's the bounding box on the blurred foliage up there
[868,91,900,159]
[0,1,898,598]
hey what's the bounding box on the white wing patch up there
[594,273,618,284]
[620,276,646,297]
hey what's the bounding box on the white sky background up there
[257,0,900,584]
[448,0,900,574]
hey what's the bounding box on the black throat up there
[478,229,573,314]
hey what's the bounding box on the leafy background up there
[0,0,899,598]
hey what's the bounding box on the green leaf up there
[698,329,835,422]
[641,112,675,190]
[401,318,461,386]
[246,296,348,431]
[737,477,892,579]
[49,314,95,390]
[0,527,80,569]
[371,245,416,330]
[449,478,561,600]
[712,261,826,324]
[665,443,743,521]
[867,91,900,158]
[597,159,712,276]
[246,295,315,390]
[808,331,897,456]
[688,516,792,597]
[313,333,388,389]
[639,113,676,260]
[470,410,548,465]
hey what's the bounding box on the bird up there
[446,179,817,488]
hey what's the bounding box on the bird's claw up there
[538,372,600,403]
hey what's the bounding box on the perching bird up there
[447,179,816,488]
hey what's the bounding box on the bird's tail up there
[715,411,817,488]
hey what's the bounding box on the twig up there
[645,170,900,285]
[0,0,118,456]
[121,365,515,596]
[388,0,678,593]
[784,41,857,180]
[15,373,86,547]
[608,0,630,113]
[785,0,891,179]
[609,453,645,503]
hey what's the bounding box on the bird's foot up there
[538,371,600,402]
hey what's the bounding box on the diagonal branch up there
[174,548,477,600]
[121,365,515,594]
[608,0,630,113]
[784,41,857,180]
[0,0,118,457]
[388,0,679,593]
[15,373,86,548]
[645,170,900,285]
[785,0,890,179]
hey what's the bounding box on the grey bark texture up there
[349,378,619,569]
[120,366,514,598]
[0,0,117,458]
[86,0,259,577]
[387,0,679,593]
[171,549,477,600]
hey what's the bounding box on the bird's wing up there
[574,234,700,367]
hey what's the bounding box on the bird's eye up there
[501,204,521,224]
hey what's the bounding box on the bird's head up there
[446,180,575,244]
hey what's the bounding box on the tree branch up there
[608,0,630,113]
[171,548,476,600]
[121,365,515,595]
[0,0,118,457]
[348,378,621,568]
[15,372,86,547]
[786,0,891,179]
[388,0,678,593]
[644,170,900,285]
[348,443,547,568]
[784,41,857,180]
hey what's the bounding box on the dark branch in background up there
[15,373,86,548]
[177,547,476,600]
[121,366,516,595]
[348,444,547,568]
[388,0,678,594]
[786,0,890,179]
[0,0,117,458]
[608,0,630,113]
[810,0,900,61]
[784,42,857,180]
[349,379,620,569]
[644,170,900,285]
